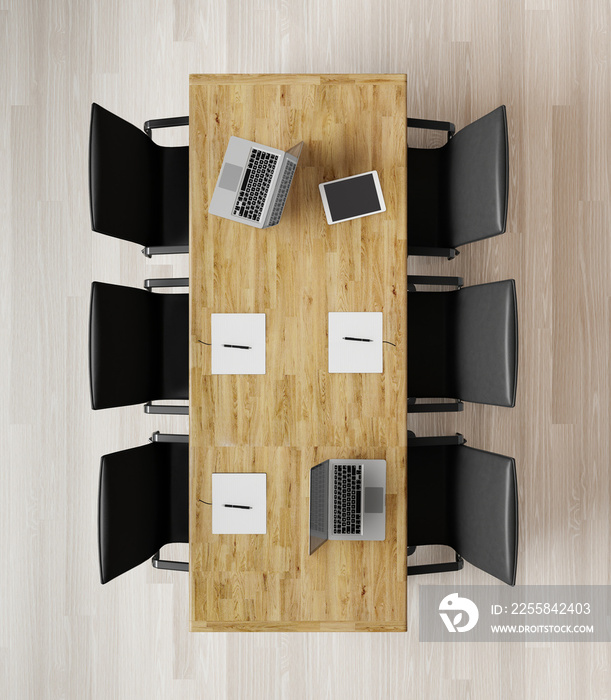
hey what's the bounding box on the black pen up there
[223,504,252,509]
[343,336,373,342]
[223,344,251,350]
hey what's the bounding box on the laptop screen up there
[309,462,329,554]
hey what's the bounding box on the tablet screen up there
[322,173,382,222]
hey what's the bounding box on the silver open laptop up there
[309,459,386,554]
[209,136,303,228]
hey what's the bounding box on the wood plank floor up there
[1,1,609,698]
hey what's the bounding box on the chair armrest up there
[142,245,189,258]
[408,275,463,289]
[143,115,189,138]
[407,117,455,140]
[144,403,189,415]
[150,431,189,444]
[407,434,465,447]
[151,550,189,572]
[408,245,458,260]
[408,552,464,576]
[144,277,189,290]
[408,401,464,413]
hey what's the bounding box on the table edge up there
[189,73,407,86]
[187,76,407,631]
[190,620,408,632]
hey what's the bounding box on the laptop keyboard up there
[232,148,278,222]
[333,464,363,535]
[267,160,297,226]
[310,466,327,533]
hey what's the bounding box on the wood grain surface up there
[189,75,407,631]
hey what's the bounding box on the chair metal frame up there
[149,431,190,572]
[141,115,190,257]
[142,277,190,416]
[407,116,458,259]
[407,275,465,414]
[407,432,467,577]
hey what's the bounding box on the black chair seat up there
[407,146,444,249]
[159,145,189,247]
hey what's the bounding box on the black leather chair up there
[408,275,518,412]
[89,102,189,257]
[89,279,189,414]
[407,433,518,586]
[408,105,508,259]
[98,433,189,584]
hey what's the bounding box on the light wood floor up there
[1,1,609,698]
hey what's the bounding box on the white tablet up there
[319,171,386,225]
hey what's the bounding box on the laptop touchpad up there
[218,163,243,191]
[364,487,384,513]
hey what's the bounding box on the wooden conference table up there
[189,74,407,631]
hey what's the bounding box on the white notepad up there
[328,312,383,373]
[211,473,267,534]
[211,313,266,375]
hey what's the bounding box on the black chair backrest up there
[89,103,160,246]
[89,282,188,409]
[98,441,189,584]
[445,105,508,248]
[408,280,518,407]
[408,442,518,585]
[454,280,518,406]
